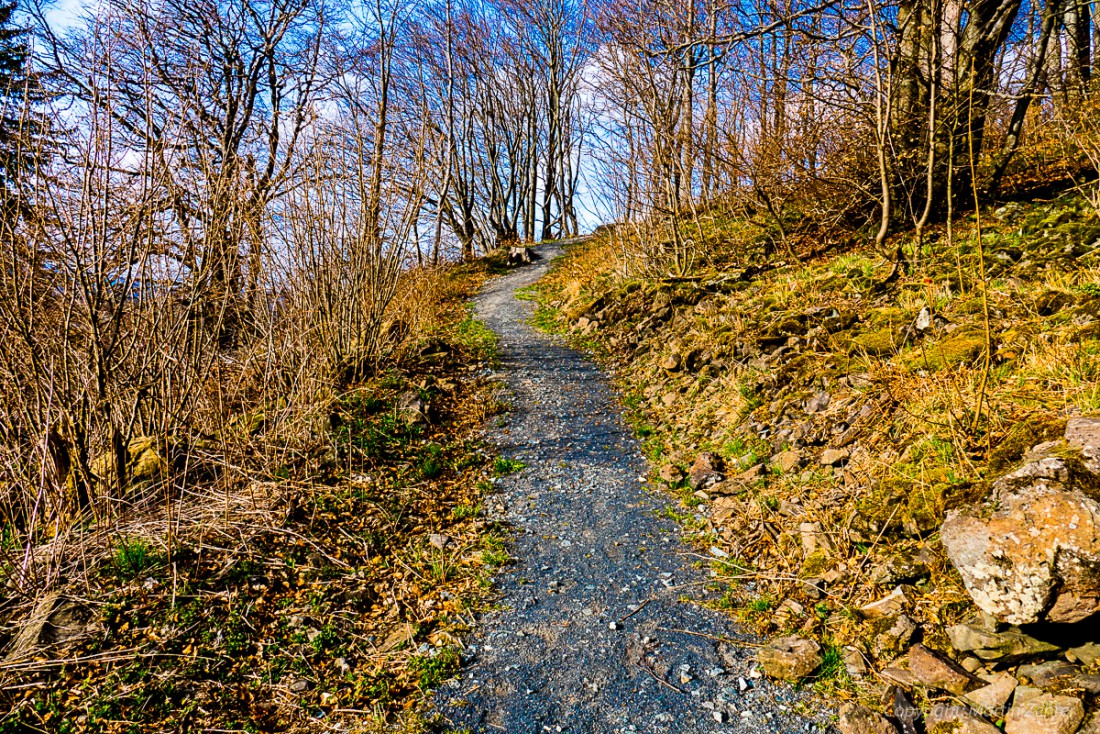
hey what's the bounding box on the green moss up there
[851,327,898,357]
[917,327,987,369]
[801,549,831,578]
[865,307,912,328]
[857,477,945,537]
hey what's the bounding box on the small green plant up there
[110,537,163,580]
[408,647,460,689]
[812,644,852,693]
[746,595,774,613]
[418,442,445,479]
[451,502,481,520]
[480,535,509,567]
[493,457,526,476]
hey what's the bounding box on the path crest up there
[433,244,827,734]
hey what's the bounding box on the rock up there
[925,708,1001,734]
[805,391,831,414]
[756,635,822,682]
[89,435,169,494]
[915,307,934,332]
[837,703,899,734]
[963,672,1017,714]
[397,391,429,425]
[961,656,983,673]
[1013,685,1043,706]
[842,646,868,677]
[941,455,1100,624]
[778,499,804,517]
[771,598,805,628]
[1079,712,1100,734]
[799,521,836,555]
[1066,417,1100,472]
[946,624,1058,662]
[1004,693,1083,734]
[871,614,917,660]
[870,550,931,586]
[658,464,684,484]
[820,448,850,466]
[1018,660,1077,688]
[1074,674,1100,694]
[771,449,803,473]
[1067,641,1100,667]
[688,452,723,489]
[860,586,910,619]
[907,643,974,694]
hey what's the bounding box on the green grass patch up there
[409,647,461,689]
[493,457,526,476]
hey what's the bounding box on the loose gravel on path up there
[433,244,831,734]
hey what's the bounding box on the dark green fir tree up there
[0,1,47,206]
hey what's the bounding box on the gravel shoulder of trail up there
[432,244,833,734]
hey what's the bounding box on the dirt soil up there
[432,244,831,733]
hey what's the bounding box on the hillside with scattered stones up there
[529,192,1100,733]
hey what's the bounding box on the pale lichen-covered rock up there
[89,435,169,494]
[941,454,1100,624]
[1004,692,1083,734]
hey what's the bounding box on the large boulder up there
[941,422,1100,624]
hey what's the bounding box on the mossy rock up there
[800,549,832,578]
[1069,322,1100,344]
[955,297,987,316]
[995,326,1034,360]
[866,307,912,328]
[988,414,1068,475]
[851,327,899,357]
[857,478,945,537]
[776,354,819,386]
[89,436,169,494]
[916,327,987,369]
[1035,290,1076,316]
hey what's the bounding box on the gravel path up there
[433,244,830,734]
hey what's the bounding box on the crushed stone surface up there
[432,244,832,733]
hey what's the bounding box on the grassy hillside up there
[530,192,1100,706]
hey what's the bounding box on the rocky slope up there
[531,193,1100,732]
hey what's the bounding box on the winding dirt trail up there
[432,244,829,734]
